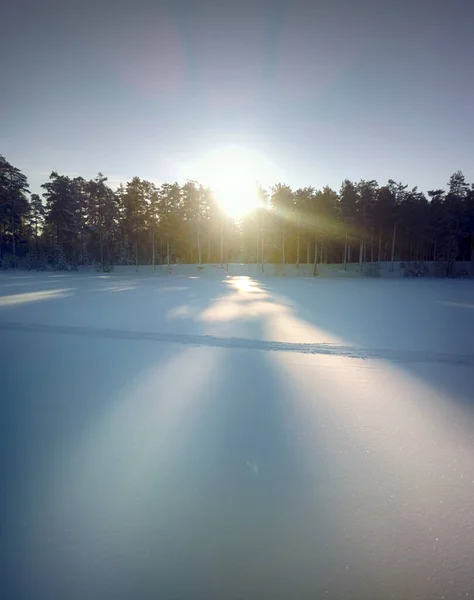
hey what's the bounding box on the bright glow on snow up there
[0,288,74,306]
[1,272,474,598]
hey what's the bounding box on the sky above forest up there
[2,0,474,195]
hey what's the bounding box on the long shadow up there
[0,273,243,599]
[136,349,362,600]
[248,277,474,598]
[0,273,283,600]
[1,274,392,600]
[0,320,338,599]
[0,326,189,599]
[260,277,474,409]
[3,274,474,599]
[0,273,235,339]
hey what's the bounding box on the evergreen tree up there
[1,151,474,274]
[0,155,30,266]
[84,174,119,268]
[42,172,85,266]
[29,193,45,257]
[271,183,294,264]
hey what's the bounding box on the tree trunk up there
[135,236,139,270]
[99,228,104,271]
[167,238,170,266]
[359,239,363,272]
[160,236,163,264]
[296,224,300,272]
[256,229,259,265]
[391,222,397,271]
[313,237,318,276]
[11,214,16,267]
[220,221,224,266]
[306,239,310,264]
[370,234,374,277]
[344,231,348,270]
[152,230,155,271]
[378,229,382,262]
[197,227,202,265]
[207,234,211,263]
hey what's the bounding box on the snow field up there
[1,272,474,599]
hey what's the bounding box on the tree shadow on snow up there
[260,277,474,412]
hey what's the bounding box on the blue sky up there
[2,0,474,195]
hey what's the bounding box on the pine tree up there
[1,149,474,276]
[271,184,294,265]
[42,172,85,267]
[84,174,119,269]
[0,156,30,266]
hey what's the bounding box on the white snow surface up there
[1,272,474,599]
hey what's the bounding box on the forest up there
[1,154,473,275]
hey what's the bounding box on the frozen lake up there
[1,272,474,599]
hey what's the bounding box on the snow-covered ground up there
[1,272,474,599]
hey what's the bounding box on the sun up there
[188,146,275,220]
[212,178,261,220]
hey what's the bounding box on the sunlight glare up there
[213,179,261,220]
[188,146,277,220]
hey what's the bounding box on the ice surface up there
[1,272,474,599]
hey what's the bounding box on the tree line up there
[1,154,474,275]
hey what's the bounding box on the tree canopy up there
[1,154,473,274]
